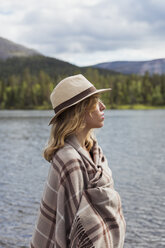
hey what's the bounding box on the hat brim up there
[48,88,111,125]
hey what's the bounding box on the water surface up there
[0,110,165,247]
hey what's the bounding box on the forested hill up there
[0,56,165,110]
[0,55,121,109]
[0,55,79,79]
[0,37,165,110]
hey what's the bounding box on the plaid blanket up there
[30,135,126,248]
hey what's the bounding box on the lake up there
[0,110,165,248]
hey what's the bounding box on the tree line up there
[0,67,165,109]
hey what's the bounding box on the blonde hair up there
[43,94,99,162]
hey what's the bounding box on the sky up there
[0,0,165,66]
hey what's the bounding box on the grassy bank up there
[33,104,165,110]
[113,104,165,110]
[1,104,165,111]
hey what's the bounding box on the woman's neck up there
[76,128,90,148]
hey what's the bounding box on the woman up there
[30,74,126,248]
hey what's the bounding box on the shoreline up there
[111,104,165,110]
[1,104,165,111]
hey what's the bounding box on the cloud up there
[0,0,165,65]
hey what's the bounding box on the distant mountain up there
[0,37,40,60]
[0,37,81,78]
[0,37,118,78]
[93,59,165,75]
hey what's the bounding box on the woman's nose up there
[99,101,106,111]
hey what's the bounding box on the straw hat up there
[48,74,111,125]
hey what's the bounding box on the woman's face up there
[85,100,106,129]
